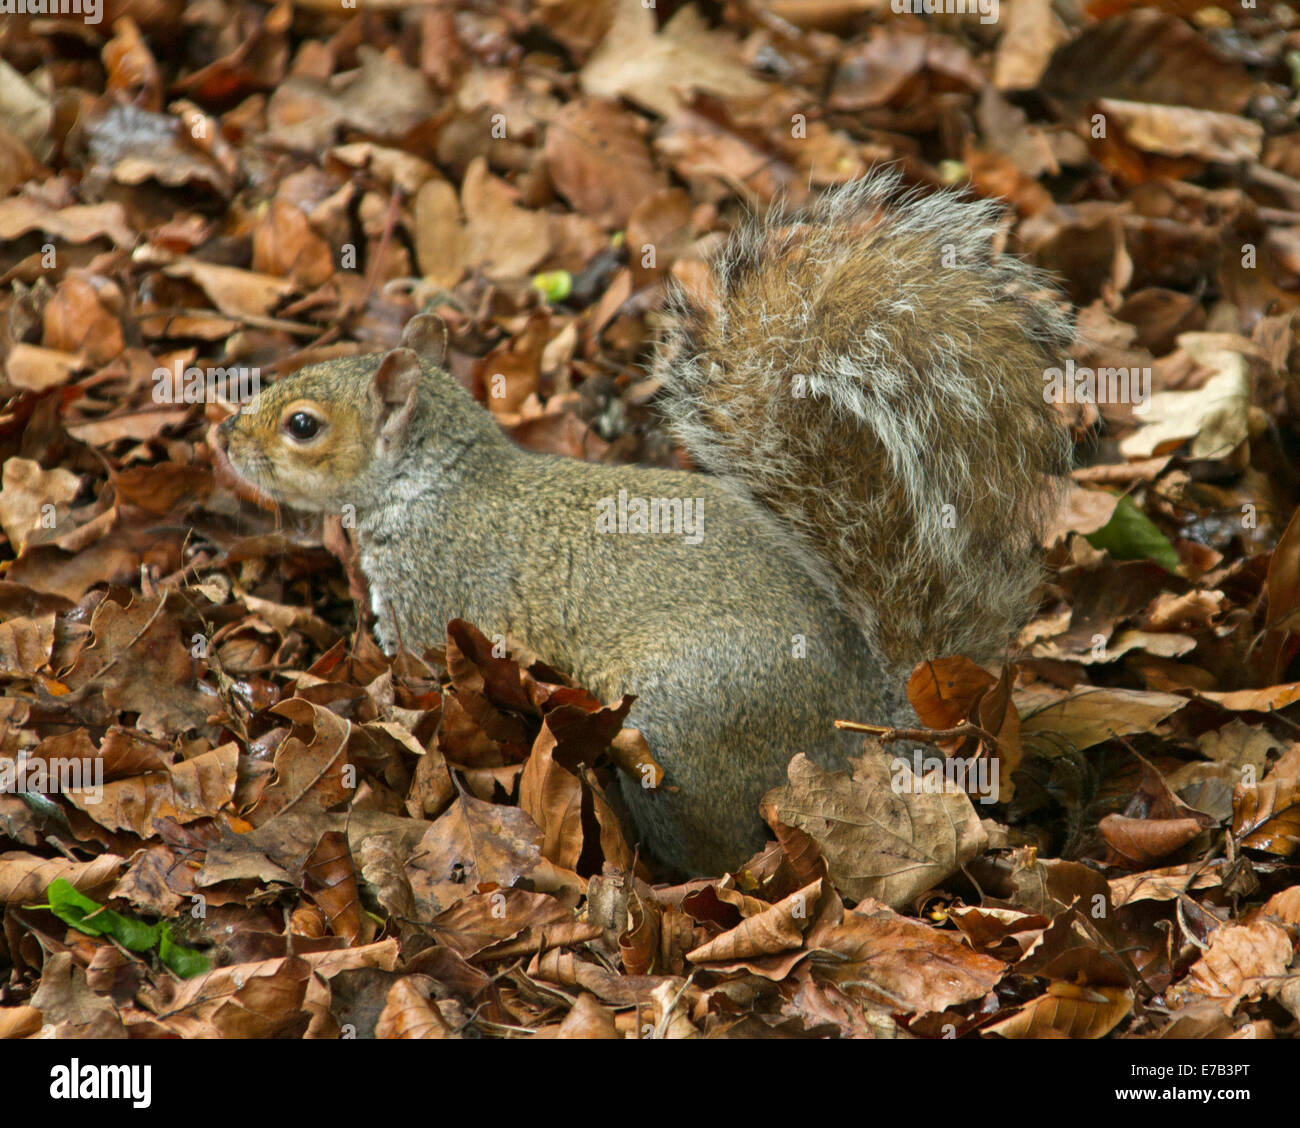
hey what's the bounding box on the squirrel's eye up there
[285,411,321,441]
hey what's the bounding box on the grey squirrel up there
[210,170,1073,876]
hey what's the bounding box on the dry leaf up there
[761,750,987,910]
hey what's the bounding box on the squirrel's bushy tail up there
[654,169,1073,669]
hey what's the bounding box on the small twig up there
[263,328,345,375]
[360,185,404,313]
[833,719,998,747]
[1248,163,1300,209]
[653,970,698,1040]
[1257,207,1300,225]
[156,550,214,592]
[143,307,325,337]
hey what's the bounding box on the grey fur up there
[218,171,1071,875]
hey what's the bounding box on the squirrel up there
[210,169,1073,877]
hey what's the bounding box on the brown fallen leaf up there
[686,879,822,964]
[1233,744,1300,857]
[112,842,192,917]
[762,749,987,909]
[993,0,1068,91]
[555,992,620,1039]
[252,199,334,290]
[60,596,212,735]
[413,177,468,290]
[113,464,213,516]
[161,954,313,1038]
[655,110,795,203]
[375,977,456,1039]
[62,407,191,447]
[85,107,230,198]
[0,1005,43,1039]
[517,691,634,872]
[1141,589,1225,632]
[616,885,663,977]
[0,611,55,676]
[404,792,543,918]
[3,344,83,391]
[0,458,81,555]
[0,851,123,906]
[815,899,1007,1015]
[1260,886,1300,927]
[1003,852,1133,973]
[0,197,135,248]
[947,905,1051,961]
[1015,685,1188,752]
[303,830,369,947]
[907,655,997,744]
[1109,862,1225,907]
[581,0,768,120]
[1097,99,1263,164]
[247,697,352,823]
[1099,813,1205,868]
[1166,920,1294,1014]
[430,889,575,961]
[516,723,590,872]
[5,533,168,604]
[983,981,1134,1039]
[461,158,551,282]
[161,255,296,318]
[544,98,668,229]
[30,953,127,1039]
[1198,719,1280,775]
[1119,337,1251,460]
[1040,10,1253,114]
[1200,684,1300,712]
[42,274,126,366]
[647,979,699,1039]
[103,17,163,109]
[64,743,238,835]
[1043,483,1121,544]
[527,945,677,1009]
[1265,504,1300,635]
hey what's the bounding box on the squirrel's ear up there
[399,313,448,365]
[371,348,422,449]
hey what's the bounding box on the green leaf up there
[158,924,210,979]
[38,880,207,973]
[43,878,159,952]
[1085,494,1180,574]
[45,877,112,934]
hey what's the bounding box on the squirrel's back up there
[655,169,1073,669]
